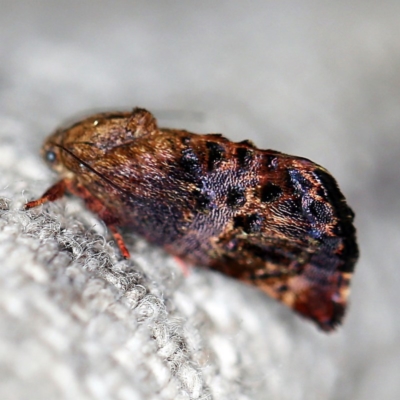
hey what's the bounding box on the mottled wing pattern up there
[166,134,358,331]
[76,127,358,331]
[205,147,357,331]
[29,108,358,331]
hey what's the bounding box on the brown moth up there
[25,108,359,331]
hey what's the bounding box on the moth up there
[25,108,359,331]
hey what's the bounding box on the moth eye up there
[45,150,57,163]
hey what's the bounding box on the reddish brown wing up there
[63,123,357,331]
[206,153,358,332]
[30,109,358,331]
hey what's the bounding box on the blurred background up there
[1,1,400,399]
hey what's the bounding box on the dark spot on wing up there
[236,148,254,168]
[260,182,283,203]
[180,147,202,177]
[233,213,263,234]
[206,141,225,171]
[192,182,217,211]
[226,186,246,208]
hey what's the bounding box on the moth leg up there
[108,225,130,259]
[25,179,67,209]
[174,257,190,277]
[66,182,131,259]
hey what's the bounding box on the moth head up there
[42,140,62,172]
[40,129,72,176]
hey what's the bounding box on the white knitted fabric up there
[1,2,400,400]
